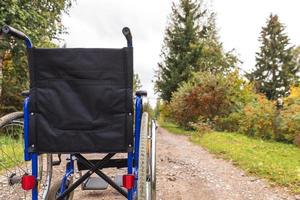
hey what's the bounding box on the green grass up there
[0,136,23,171]
[158,121,194,135]
[160,121,300,193]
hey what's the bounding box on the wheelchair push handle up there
[1,25,32,48]
[2,25,27,40]
[122,27,132,47]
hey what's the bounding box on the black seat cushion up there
[27,48,133,153]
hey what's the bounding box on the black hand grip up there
[122,27,132,47]
[52,160,61,166]
[52,154,62,166]
[136,90,147,97]
[2,25,27,40]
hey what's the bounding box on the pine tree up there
[292,46,300,85]
[251,14,298,100]
[195,13,237,73]
[155,0,207,101]
[133,73,142,92]
[155,0,237,101]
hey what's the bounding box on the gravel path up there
[57,127,297,199]
[156,127,297,200]
[2,127,297,199]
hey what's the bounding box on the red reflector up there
[123,174,134,189]
[22,175,36,191]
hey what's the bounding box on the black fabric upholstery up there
[27,48,133,153]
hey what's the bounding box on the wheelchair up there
[0,25,156,200]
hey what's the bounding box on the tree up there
[133,73,142,92]
[153,99,162,119]
[195,13,238,74]
[0,0,72,113]
[250,14,298,100]
[292,46,300,85]
[155,0,237,101]
[143,101,154,118]
[155,0,207,101]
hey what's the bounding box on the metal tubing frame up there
[59,155,74,194]
[24,98,38,200]
[132,95,143,198]
[58,27,137,200]
[57,153,116,200]
[23,97,31,161]
[22,35,38,200]
[151,120,157,200]
[126,27,134,200]
[20,26,142,200]
[127,94,143,200]
[58,94,143,200]
[76,154,128,197]
[127,150,134,199]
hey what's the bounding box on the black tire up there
[47,178,74,200]
[0,111,23,127]
[137,112,149,200]
[0,112,52,200]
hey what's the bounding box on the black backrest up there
[27,48,133,153]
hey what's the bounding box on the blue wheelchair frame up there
[17,27,143,200]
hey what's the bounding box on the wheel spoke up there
[0,114,44,200]
[0,148,26,174]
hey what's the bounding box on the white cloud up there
[62,0,300,106]
[62,0,175,106]
[213,0,300,71]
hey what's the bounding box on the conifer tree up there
[196,13,237,74]
[292,46,300,85]
[155,0,237,101]
[155,0,207,101]
[251,14,298,100]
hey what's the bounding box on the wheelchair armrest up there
[136,90,147,97]
[21,90,30,97]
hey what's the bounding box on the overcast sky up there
[62,0,300,105]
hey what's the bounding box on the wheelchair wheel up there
[137,112,152,200]
[150,120,157,200]
[0,112,52,200]
[47,177,74,200]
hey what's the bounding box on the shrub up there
[279,86,300,143]
[169,71,250,129]
[294,134,300,147]
[189,120,213,136]
[238,94,276,139]
[158,102,173,123]
[169,81,196,128]
[215,111,242,132]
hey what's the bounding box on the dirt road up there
[1,127,297,199]
[155,127,296,200]
[62,127,297,200]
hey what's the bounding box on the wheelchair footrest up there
[82,177,108,190]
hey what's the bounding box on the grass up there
[158,121,194,135]
[160,121,300,193]
[0,135,23,171]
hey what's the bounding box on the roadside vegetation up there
[160,121,300,193]
[0,135,23,171]
[0,1,73,114]
[155,0,300,194]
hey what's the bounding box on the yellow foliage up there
[284,86,300,106]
